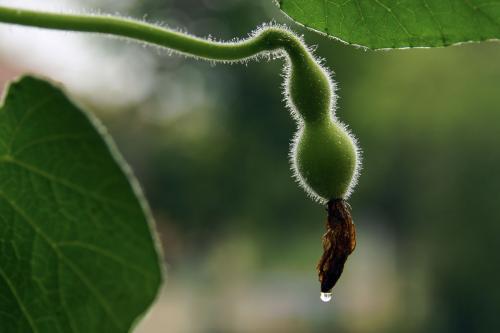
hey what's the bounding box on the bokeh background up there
[1,0,500,332]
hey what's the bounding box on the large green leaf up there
[0,76,162,332]
[278,0,500,49]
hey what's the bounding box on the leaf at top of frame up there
[278,0,500,49]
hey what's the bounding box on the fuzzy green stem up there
[0,6,333,123]
[0,6,304,61]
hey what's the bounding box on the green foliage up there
[278,0,500,49]
[0,76,162,332]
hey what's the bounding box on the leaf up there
[278,0,500,49]
[0,76,162,332]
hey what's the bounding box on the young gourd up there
[265,29,360,298]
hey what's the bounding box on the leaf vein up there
[0,264,39,332]
[0,192,123,331]
[0,156,135,212]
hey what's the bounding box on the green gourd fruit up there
[262,28,361,297]
[273,30,361,203]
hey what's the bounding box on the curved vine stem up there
[0,5,310,62]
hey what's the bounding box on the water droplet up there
[320,292,332,303]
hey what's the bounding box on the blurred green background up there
[1,0,500,332]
